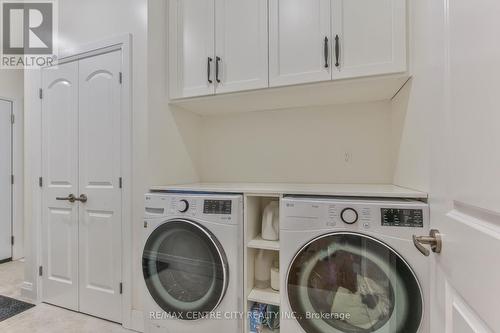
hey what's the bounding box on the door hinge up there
[11,174,14,185]
[119,72,123,84]
[119,282,123,294]
[39,88,43,99]
[11,114,14,124]
[119,177,122,189]
[11,236,14,245]
[39,266,43,277]
[39,177,43,187]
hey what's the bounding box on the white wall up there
[23,67,40,301]
[148,0,201,188]
[389,0,442,193]
[199,101,393,184]
[391,80,430,192]
[0,70,24,100]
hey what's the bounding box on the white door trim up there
[0,96,24,261]
[28,34,133,329]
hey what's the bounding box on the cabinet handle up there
[216,56,221,83]
[324,37,329,68]
[335,34,340,68]
[207,57,213,83]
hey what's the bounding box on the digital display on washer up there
[203,200,232,215]
[381,208,424,228]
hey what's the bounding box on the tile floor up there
[0,260,135,333]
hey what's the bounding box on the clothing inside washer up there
[306,247,395,332]
[331,274,392,329]
[287,233,425,333]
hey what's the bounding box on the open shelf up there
[248,288,281,306]
[248,235,280,251]
[244,195,282,333]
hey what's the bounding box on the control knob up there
[341,208,358,224]
[178,199,189,213]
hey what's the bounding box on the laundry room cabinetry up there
[269,0,407,86]
[168,0,215,97]
[331,0,407,79]
[215,0,269,93]
[168,0,408,114]
[169,0,268,98]
[268,0,332,86]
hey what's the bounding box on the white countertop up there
[150,183,428,199]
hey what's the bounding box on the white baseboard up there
[20,281,35,301]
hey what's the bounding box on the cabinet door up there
[332,0,406,79]
[169,0,215,98]
[269,0,332,87]
[215,0,268,93]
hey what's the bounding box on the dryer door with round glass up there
[287,233,423,333]
[142,219,229,321]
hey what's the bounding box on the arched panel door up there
[287,233,423,333]
[143,219,229,320]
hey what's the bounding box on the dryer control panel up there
[144,193,243,225]
[203,199,232,215]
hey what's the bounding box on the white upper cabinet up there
[331,0,406,79]
[169,0,268,98]
[169,0,408,102]
[169,0,215,98]
[215,0,268,93]
[269,0,332,87]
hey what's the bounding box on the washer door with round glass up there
[287,233,423,333]
[142,219,229,320]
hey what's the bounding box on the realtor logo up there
[1,0,57,68]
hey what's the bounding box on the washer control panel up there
[381,208,424,228]
[282,197,429,235]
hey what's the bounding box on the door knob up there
[56,194,76,203]
[413,229,442,256]
[75,194,88,203]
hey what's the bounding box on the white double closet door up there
[41,50,123,323]
[0,99,12,262]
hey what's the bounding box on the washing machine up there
[280,196,430,333]
[142,193,244,333]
